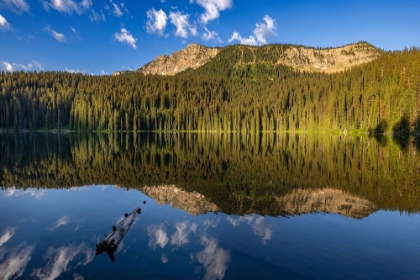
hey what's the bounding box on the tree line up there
[0,43,419,135]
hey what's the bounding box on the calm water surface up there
[0,133,419,280]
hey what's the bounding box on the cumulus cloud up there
[202,27,221,42]
[196,237,231,280]
[1,61,13,71]
[0,227,15,247]
[147,224,169,249]
[44,25,66,42]
[192,0,233,24]
[228,15,277,46]
[253,15,276,44]
[146,8,167,36]
[228,31,257,46]
[32,243,93,280]
[170,221,197,247]
[114,28,137,49]
[169,11,197,38]
[0,14,10,30]
[0,243,35,280]
[49,216,70,231]
[42,0,92,14]
[0,0,30,14]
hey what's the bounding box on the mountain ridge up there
[113,41,381,76]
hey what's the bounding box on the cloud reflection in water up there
[147,224,169,249]
[196,236,231,280]
[227,215,273,244]
[3,187,45,199]
[0,227,15,247]
[49,216,70,232]
[32,243,94,280]
[170,221,197,247]
[0,243,35,280]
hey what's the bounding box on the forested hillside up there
[0,43,419,134]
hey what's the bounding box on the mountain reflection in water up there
[0,133,420,279]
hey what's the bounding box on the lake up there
[0,132,420,280]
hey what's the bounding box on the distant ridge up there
[113,42,380,76]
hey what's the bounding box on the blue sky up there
[0,0,419,75]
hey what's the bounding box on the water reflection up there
[49,216,70,232]
[0,242,35,280]
[196,237,231,280]
[147,224,169,249]
[0,227,15,247]
[0,132,419,214]
[32,243,94,280]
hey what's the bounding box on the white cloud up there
[65,68,86,73]
[146,8,167,36]
[109,0,122,17]
[2,186,45,197]
[0,0,30,14]
[42,0,92,14]
[0,227,15,247]
[228,15,277,46]
[192,0,232,24]
[253,15,276,44]
[32,243,93,280]
[170,221,197,247]
[1,61,13,71]
[0,60,45,71]
[44,25,66,42]
[0,243,35,280]
[49,216,70,231]
[169,11,197,38]
[0,14,10,30]
[202,27,221,42]
[114,28,137,49]
[196,237,231,280]
[89,9,105,22]
[147,224,169,249]
[228,31,257,46]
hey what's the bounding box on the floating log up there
[95,207,141,262]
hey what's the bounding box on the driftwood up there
[95,207,141,262]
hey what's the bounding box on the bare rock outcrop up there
[142,185,220,216]
[277,42,380,73]
[138,44,221,76]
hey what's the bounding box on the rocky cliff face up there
[138,44,221,76]
[277,42,379,73]
[142,185,220,216]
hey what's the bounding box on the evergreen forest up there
[0,43,420,135]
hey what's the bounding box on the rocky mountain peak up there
[137,44,221,76]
